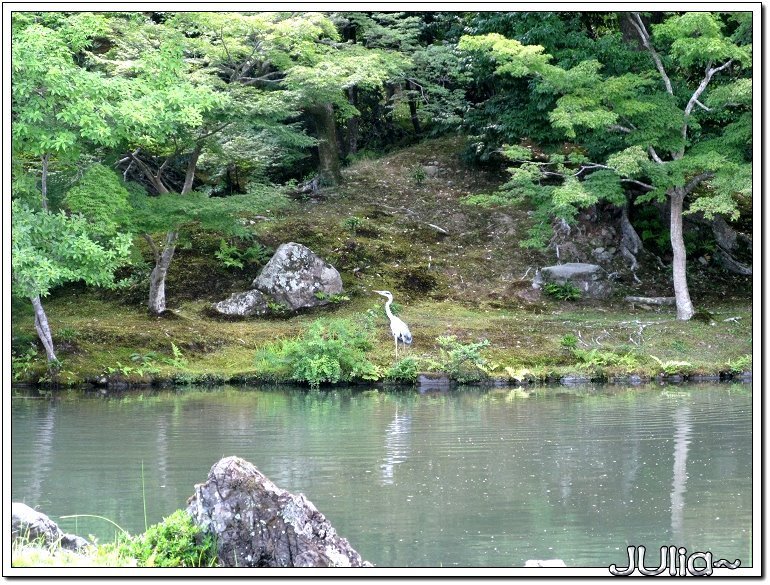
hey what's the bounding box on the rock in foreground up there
[11,502,89,552]
[186,456,370,567]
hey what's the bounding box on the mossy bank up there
[11,138,753,389]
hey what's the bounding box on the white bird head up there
[373,290,394,301]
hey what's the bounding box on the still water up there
[11,383,752,568]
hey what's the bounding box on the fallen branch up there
[624,296,676,306]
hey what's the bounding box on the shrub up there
[560,333,579,349]
[386,356,420,383]
[432,335,491,383]
[112,510,216,567]
[255,317,381,389]
[543,282,581,301]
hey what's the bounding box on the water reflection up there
[670,405,692,542]
[11,383,752,568]
[381,407,412,485]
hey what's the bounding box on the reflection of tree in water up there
[28,404,57,504]
[670,406,692,542]
[381,408,412,485]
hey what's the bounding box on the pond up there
[11,383,753,569]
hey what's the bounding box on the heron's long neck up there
[384,298,395,320]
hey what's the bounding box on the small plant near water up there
[12,344,39,381]
[430,335,491,383]
[543,282,582,301]
[385,356,420,383]
[725,354,751,374]
[651,355,694,376]
[560,333,579,349]
[255,316,381,389]
[108,510,216,568]
[572,348,641,369]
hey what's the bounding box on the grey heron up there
[373,290,412,357]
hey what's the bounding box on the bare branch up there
[608,124,633,133]
[683,171,715,195]
[142,233,160,264]
[630,13,673,95]
[693,99,711,112]
[621,178,655,190]
[128,150,169,194]
[679,60,734,157]
[648,146,664,164]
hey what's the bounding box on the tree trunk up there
[346,87,359,157]
[31,295,57,363]
[669,188,695,320]
[407,80,422,135]
[40,154,49,211]
[147,231,178,315]
[309,102,342,186]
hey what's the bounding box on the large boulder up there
[211,289,269,317]
[252,243,343,311]
[533,262,612,299]
[186,456,371,568]
[11,502,89,552]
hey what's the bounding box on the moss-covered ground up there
[11,137,753,387]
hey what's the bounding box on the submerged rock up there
[211,289,269,317]
[186,456,370,567]
[11,502,89,552]
[253,242,343,311]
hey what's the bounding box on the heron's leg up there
[394,336,398,358]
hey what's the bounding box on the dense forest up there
[11,11,753,384]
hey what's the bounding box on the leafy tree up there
[11,201,132,363]
[460,11,752,320]
[12,13,118,210]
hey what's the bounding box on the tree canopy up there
[11,9,755,335]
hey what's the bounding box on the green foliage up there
[432,335,491,383]
[12,344,39,382]
[213,239,272,270]
[650,355,694,376]
[543,282,581,301]
[410,164,428,185]
[560,333,579,349]
[255,317,380,388]
[726,354,751,374]
[11,200,133,300]
[385,356,420,383]
[313,291,351,304]
[165,342,189,369]
[64,164,133,237]
[341,216,364,235]
[573,348,641,369]
[111,510,217,568]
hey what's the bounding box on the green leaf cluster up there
[255,317,380,389]
[12,200,132,299]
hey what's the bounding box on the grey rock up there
[533,262,613,299]
[422,165,439,178]
[212,289,269,317]
[12,502,89,552]
[186,456,370,568]
[253,243,343,311]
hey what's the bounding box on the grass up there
[12,288,752,386]
[11,136,753,387]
